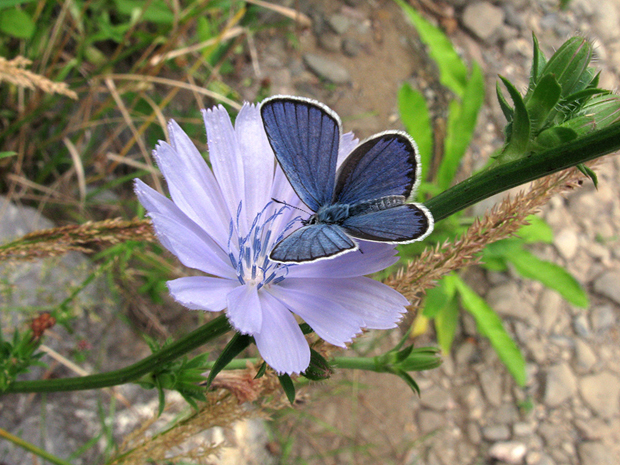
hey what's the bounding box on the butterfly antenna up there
[271,198,310,215]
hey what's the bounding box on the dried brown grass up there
[0,56,77,99]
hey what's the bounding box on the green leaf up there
[113,0,174,24]
[435,295,459,354]
[503,247,589,307]
[453,275,526,386]
[394,0,468,96]
[204,333,252,388]
[535,126,579,149]
[577,164,598,188]
[278,374,296,404]
[393,369,421,396]
[302,349,333,381]
[422,277,456,318]
[438,62,485,189]
[496,81,514,122]
[398,83,433,180]
[497,76,531,163]
[517,215,554,243]
[528,33,547,91]
[0,1,37,9]
[0,151,17,159]
[0,8,35,38]
[525,74,562,133]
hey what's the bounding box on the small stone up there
[417,410,445,434]
[573,314,590,338]
[302,54,350,84]
[318,33,342,53]
[543,363,577,408]
[419,386,451,411]
[462,2,505,43]
[467,421,482,444]
[513,422,534,437]
[554,229,579,260]
[578,441,616,465]
[574,418,607,440]
[527,452,555,465]
[579,372,620,418]
[486,282,534,319]
[593,270,620,305]
[539,289,563,332]
[482,424,511,441]
[342,38,362,57]
[590,304,616,332]
[460,385,485,420]
[479,368,502,407]
[574,339,597,373]
[494,403,520,425]
[327,13,350,34]
[488,441,527,464]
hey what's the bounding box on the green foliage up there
[0,7,34,38]
[0,325,46,392]
[398,82,433,178]
[278,373,296,404]
[137,336,211,415]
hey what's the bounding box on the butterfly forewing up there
[334,131,419,205]
[341,204,433,242]
[261,96,341,212]
[270,223,357,263]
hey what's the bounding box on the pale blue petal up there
[234,104,275,226]
[269,285,365,347]
[254,291,310,374]
[226,284,262,335]
[284,277,407,329]
[136,179,235,279]
[287,241,398,278]
[153,121,230,248]
[202,106,246,232]
[168,276,238,311]
[337,131,359,167]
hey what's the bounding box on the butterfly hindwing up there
[341,203,433,243]
[261,96,341,212]
[270,223,357,263]
[334,131,419,205]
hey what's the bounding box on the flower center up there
[228,201,294,289]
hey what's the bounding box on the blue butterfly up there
[260,95,434,263]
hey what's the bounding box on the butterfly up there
[260,95,434,263]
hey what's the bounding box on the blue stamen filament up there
[227,201,296,290]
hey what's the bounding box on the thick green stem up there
[426,123,620,221]
[3,315,231,394]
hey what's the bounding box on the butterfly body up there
[260,96,434,263]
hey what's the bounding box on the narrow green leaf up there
[0,151,17,159]
[525,74,561,133]
[497,76,531,163]
[577,164,598,188]
[536,126,578,149]
[496,81,514,122]
[503,247,589,307]
[278,374,296,404]
[0,1,38,9]
[0,8,35,38]
[529,33,547,91]
[453,276,526,386]
[394,369,421,396]
[439,62,485,189]
[517,215,554,243]
[422,277,455,318]
[156,382,166,417]
[204,333,252,388]
[394,0,468,96]
[435,296,459,354]
[112,0,174,24]
[398,83,433,179]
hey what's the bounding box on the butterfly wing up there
[335,131,420,205]
[342,203,433,243]
[261,96,341,212]
[270,224,357,263]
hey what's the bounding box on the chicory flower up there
[135,103,409,374]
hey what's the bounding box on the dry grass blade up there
[0,218,155,262]
[385,168,588,309]
[245,0,312,27]
[0,56,77,99]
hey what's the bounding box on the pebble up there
[482,424,511,441]
[417,410,445,434]
[579,372,620,418]
[342,38,362,57]
[419,386,452,411]
[488,441,527,464]
[479,368,503,407]
[539,289,563,333]
[578,441,616,465]
[318,33,342,53]
[543,363,577,408]
[554,228,579,260]
[302,53,351,83]
[593,270,620,304]
[590,304,616,332]
[574,339,597,373]
[486,282,534,319]
[327,13,350,34]
[462,2,505,43]
[573,314,590,338]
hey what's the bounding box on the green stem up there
[0,427,74,465]
[426,123,620,222]
[4,315,231,394]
